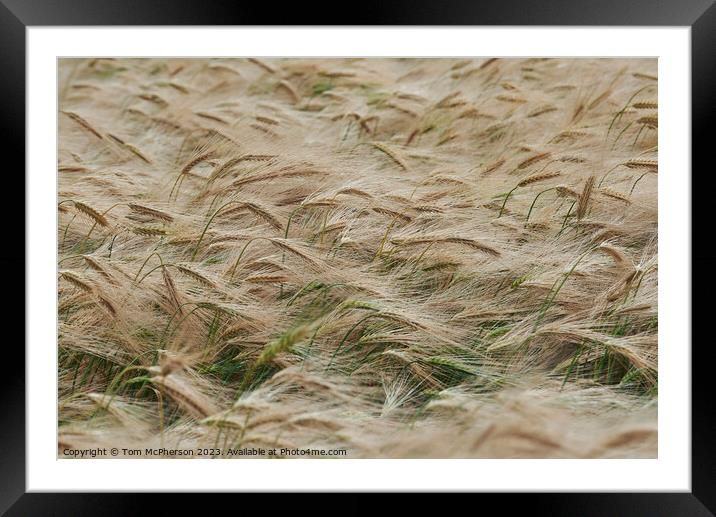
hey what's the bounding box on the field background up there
[58,57,657,458]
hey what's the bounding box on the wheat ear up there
[576,175,596,220]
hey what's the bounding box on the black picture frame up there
[2,0,713,513]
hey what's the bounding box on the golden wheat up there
[58,57,658,459]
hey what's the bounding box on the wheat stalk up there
[132,227,166,236]
[556,185,581,198]
[162,266,183,314]
[517,171,561,187]
[128,204,174,222]
[61,111,103,140]
[240,202,283,230]
[150,375,216,419]
[496,94,527,104]
[82,255,114,281]
[277,80,299,103]
[596,244,629,267]
[245,273,290,284]
[517,152,552,170]
[624,159,658,172]
[181,152,213,177]
[247,58,276,74]
[95,294,117,316]
[481,158,505,176]
[59,271,93,292]
[372,142,409,171]
[392,236,500,256]
[637,116,658,128]
[73,202,108,227]
[175,264,216,288]
[576,175,596,220]
[600,188,632,204]
[373,207,412,222]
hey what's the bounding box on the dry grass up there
[58,57,657,458]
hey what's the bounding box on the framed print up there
[3,0,714,512]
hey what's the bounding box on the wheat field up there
[58,58,657,458]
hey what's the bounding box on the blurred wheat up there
[58,57,658,458]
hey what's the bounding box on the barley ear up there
[576,175,596,220]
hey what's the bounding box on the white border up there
[28,27,690,491]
